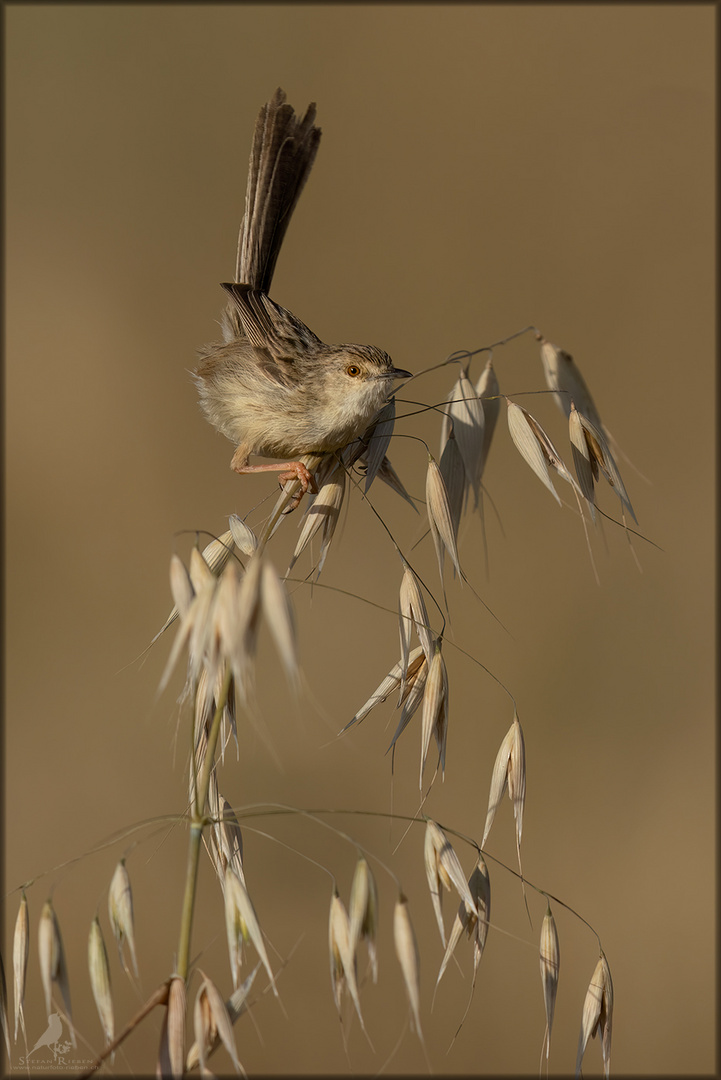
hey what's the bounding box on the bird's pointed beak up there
[391,367,413,380]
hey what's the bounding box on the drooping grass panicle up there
[185,967,259,1073]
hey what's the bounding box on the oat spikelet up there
[343,646,424,731]
[435,853,491,993]
[348,857,379,983]
[328,889,365,1029]
[569,401,598,521]
[573,404,637,522]
[423,821,476,947]
[576,952,613,1078]
[419,643,449,787]
[88,917,114,1049]
[398,562,434,697]
[393,893,423,1039]
[440,369,485,504]
[482,709,526,865]
[37,900,75,1045]
[426,456,462,581]
[260,559,299,686]
[186,967,258,1073]
[388,649,430,753]
[506,399,562,506]
[290,461,346,571]
[13,892,28,1040]
[224,867,278,997]
[364,398,396,491]
[0,952,10,1058]
[108,859,139,979]
[438,429,466,540]
[194,972,243,1076]
[476,356,500,469]
[538,335,603,427]
[158,975,186,1080]
[374,454,417,509]
[539,905,560,1060]
[229,514,258,555]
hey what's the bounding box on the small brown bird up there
[195,89,411,507]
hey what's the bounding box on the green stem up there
[176,663,233,981]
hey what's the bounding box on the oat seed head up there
[38,900,75,1044]
[158,974,186,1080]
[539,905,560,1060]
[506,400,562,506]
[88,916,114,1048]
[393,893,423,1040]
[224,867,278,998]
[12,892,28,1041]
[575,952,613,1078]
[348,857,379,983]
[108,859,139,980]
[426,456,463,583]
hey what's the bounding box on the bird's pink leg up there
[230,451,317,510]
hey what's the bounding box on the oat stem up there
[176,664,233,981]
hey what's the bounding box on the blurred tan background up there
[5,5,714,1075]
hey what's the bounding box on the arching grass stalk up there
[176,664,233,981]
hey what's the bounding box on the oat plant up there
[1,321,649,1077]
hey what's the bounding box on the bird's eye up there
[346,364,361,377]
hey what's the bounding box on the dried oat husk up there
[260,559,299,687]
[576,952,613,1078]
[193,972,243,1076]
[348,857,379,983]
[538,335,603,428]
[0,952,10,1057]
[343,646,424,731]
[186,967,258,1073]
[438,429,466,541]
[475,356,500,470]
[37,900,75,1044]
[88,917,114,1049]
[398,562,434,699]
[13,891,28,1041]
[435,853,491,994]
[393,893,423,1039]
[328,889,364,1030]
[481,709,526,876]
[289,460,346,572]
[228,514,258,555]
[157,975,186,1080]
[506,399,562,506]
[539,905,560,1061]
[108,859,139,979]
[440,368,485,505]
[363,398,396,491]
[423,821,476,947]
[419,644,449,787]
[224,867,277,997]
[425,456,462,583]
